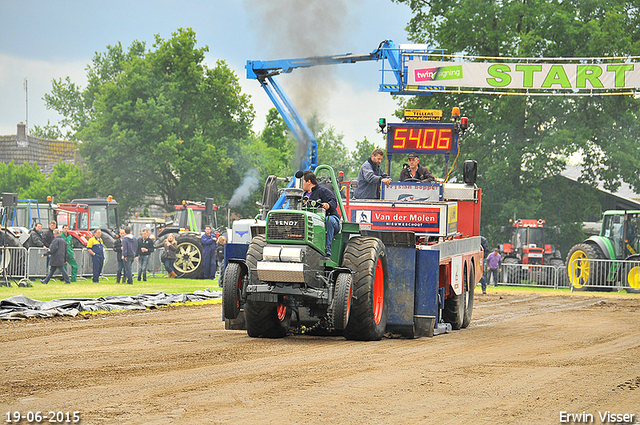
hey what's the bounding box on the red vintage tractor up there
[500,219,563,283]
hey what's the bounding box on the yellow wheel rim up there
[568,250,588,289]
[175,241,202,273]
[627,266,640,289]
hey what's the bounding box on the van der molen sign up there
[407,60,640,90]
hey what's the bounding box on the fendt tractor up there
[221,41,484,340]
[499,218,563,283]
[566,210,640,293]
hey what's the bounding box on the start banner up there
[406,60,640,90]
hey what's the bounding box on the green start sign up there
[406,60,640,91]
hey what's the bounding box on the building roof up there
[0,123,81,175]
[561,165,640,210]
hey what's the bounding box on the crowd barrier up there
[0,246,29,285]
[498,263,569,289]
[0,246,167,285]
[566,257,640,293]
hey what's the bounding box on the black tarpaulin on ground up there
[0,289,222,320]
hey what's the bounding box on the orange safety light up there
[135,212,139,217]
[47,195,52,202]
[107,195,113,202]
[451,107,461,119]
[182,200,187,205]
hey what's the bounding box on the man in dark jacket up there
[40,229,70,284]
[28,222,45,248]
[41,221,57,274]
[354,148,391,199]
[136,228,154,281]
[113,229,125,284]
[399,154,436,182]
[201,226,217,279]
[121,226,138,285]
[42,221,57,248]
[302,170,341,257]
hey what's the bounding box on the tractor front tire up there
[223,262,245,320]
[333,272,352,331]
[341,237,388,341]
[566,243,605,290]
[245,301,291,338]
[174,233,205,279]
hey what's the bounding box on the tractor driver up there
[399,154,436,182]
[302,170,340,258]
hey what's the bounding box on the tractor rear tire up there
[566,243,605,290]
[623,255,640,294]
[444,265,467,330]
[341,237,388,341]
[174,233,205,279]
[462,265,475,329]
[333,272,352,331]
[223,262,245,320]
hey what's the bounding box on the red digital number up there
[422,129,437,149]
[392,128,407,149]
[437,129,452,150]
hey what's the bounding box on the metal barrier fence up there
[0,246,29,285]
[1,246,167,285]
[497,263,569,289]
[566,257,640,293]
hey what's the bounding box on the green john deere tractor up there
[566,210,640,293]
[223,165,389,340]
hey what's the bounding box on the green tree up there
[395,0,640,248]
[0,161,45,198]
[43,29,255,217]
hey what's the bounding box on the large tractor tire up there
[174,233,204,279]
[341,237,388,341]
[244,235,290,338]
[623,254,640,294]
[333,272,352,331]
[501,257,521,284]
[223,262,245,320]
[245,302,291,338]
[443,265,468,330]
[462,265,475,329]
[566,243,605,290]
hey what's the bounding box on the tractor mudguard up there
[586,236,614,260]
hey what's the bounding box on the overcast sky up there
[0,0,415,151]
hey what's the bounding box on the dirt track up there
[1,290,639,425]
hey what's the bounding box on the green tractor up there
[223,165,389,340]
[566,210,640,293]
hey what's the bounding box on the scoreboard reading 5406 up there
[387,123,458,155]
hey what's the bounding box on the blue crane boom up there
[245,40,444,210]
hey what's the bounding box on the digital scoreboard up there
[387,122,458,156]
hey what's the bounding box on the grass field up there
[0,275,221,302]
